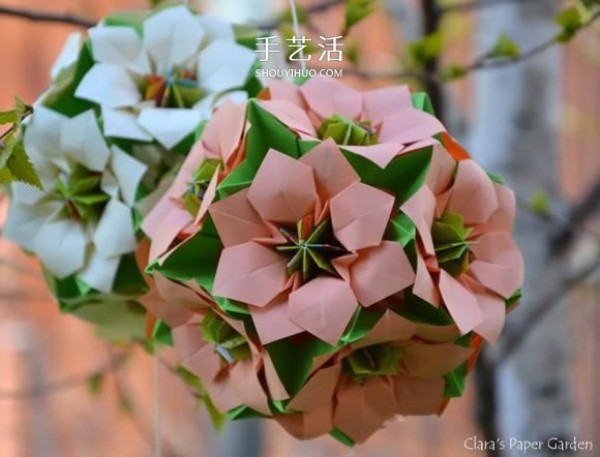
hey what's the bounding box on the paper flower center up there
[143,66,203,109]
[432,212,476,277]
[317,115,379,146]
[343,344,402,381]
[275,217,348,284]
[200,310,251,364]
[55,167,109,222]
[182,158,221,217]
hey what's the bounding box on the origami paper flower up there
[209,139,415,345]
[74,5,256,149]
[275,310,474,443]
[142,100,248,262]
[401,144,524,343]
[260,77,445,168]
[4,106,146,294]
[173,310,288,417]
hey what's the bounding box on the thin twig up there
[0,350,129,399]
[496,254,600,363]
[0,5,94,28]
[439,0,547,15]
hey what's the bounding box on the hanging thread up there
[288,0,307,70]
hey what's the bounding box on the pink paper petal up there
[363,85,412,120]
[288,363,342,411]
[426,144,456,196]
[209,188,270,247]
[354,309,418,348]
[264,355,290,401]
[260,100,317,137]
[289,277,357,345]
[331,182,395,251]
[212,242,288,307]
[299,139,360,201]
[401,342,473,378]
[334,377,398,444]
[401,185,436,256]
[206,374,245,413]
[267,78,305,106]
[473,292,506,343]
[195,166,220,225]
[247,149,318,224]
[469,232,524,298]
[438,270,482,334]
[343,142,404,169]
[229,358,271,415]
[276,405,334,440]
[413,253,442,306]
[300,77,363,121]
[394,374,445,416]
[350,241,415,306]
[446,159,499,225]
[331,253,359,283]
[415,324,461,343]
[250,294,304,344]
[379,108,445,144]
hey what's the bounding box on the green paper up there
[340,306,385,345]
[398,291,454,325]
[201,310,251,363]
[411,92,436,116]
[387,213,417,247]
[317,114,378,146]
[344,344,402,379]
[330,428,356,447]
[266,337,337,396]
[444,362,468,398]
[153,320,174,346]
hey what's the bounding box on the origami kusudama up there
[140,79,523,445]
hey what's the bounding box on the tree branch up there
[551,176,600,254]
[496,254,600,363]
[439,0,547,15]
[0,349,129,399]
[0,5,94,28]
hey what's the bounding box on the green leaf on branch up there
[555,7,583,42]
[441,64,467,81]
[344,0,377,35]
[528,189,551,216]
[87,372,105,396]
[408,33,443,68]
[487,33,520,59]
[0,97,41,188]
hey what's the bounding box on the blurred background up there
[1,0,599,456]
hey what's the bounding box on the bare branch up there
[552,176,600,254]
[0,5,94,28]
[496,254,600,363]
[439,0,547,15]
[0,349,129,399]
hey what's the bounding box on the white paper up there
[138,107,202,149]
[51,33,83,80]
[143,6,205,73]
[61,110,111,171]
[76,63,141,108]
[110,146,147,207]
[101,107,153,142]
[78,250,121,293]
[197,40,255,93]
[92,199,137,258]
[89,26,150,75]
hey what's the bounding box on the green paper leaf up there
[387,213,416,247]
[341,306,385,345]
[345,344,402,379]
[152,320,174,346]
[411,92,436,116]
[330,428,356,447]
[444,362,468,397]
[441,64,468,82]
[398,291,454,325]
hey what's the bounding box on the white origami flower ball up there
[74,5,256,149]
[4,107,147,293]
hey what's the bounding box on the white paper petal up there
[61,110,111,171]
[138,107,202,149]
[102,107,153,142]
[78,251,121,294]
[89,26,150,74]
[76,63,141,108]
[51,33,83,80]
[197,40,255,93]
[33,218,88,278]
[93,199,137,258]
[23,106,65,158]
[110,146,147,207]
[3,202,58,251]
[100,169,120,199]
[143,6,205,73]
[196,15,235,41]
